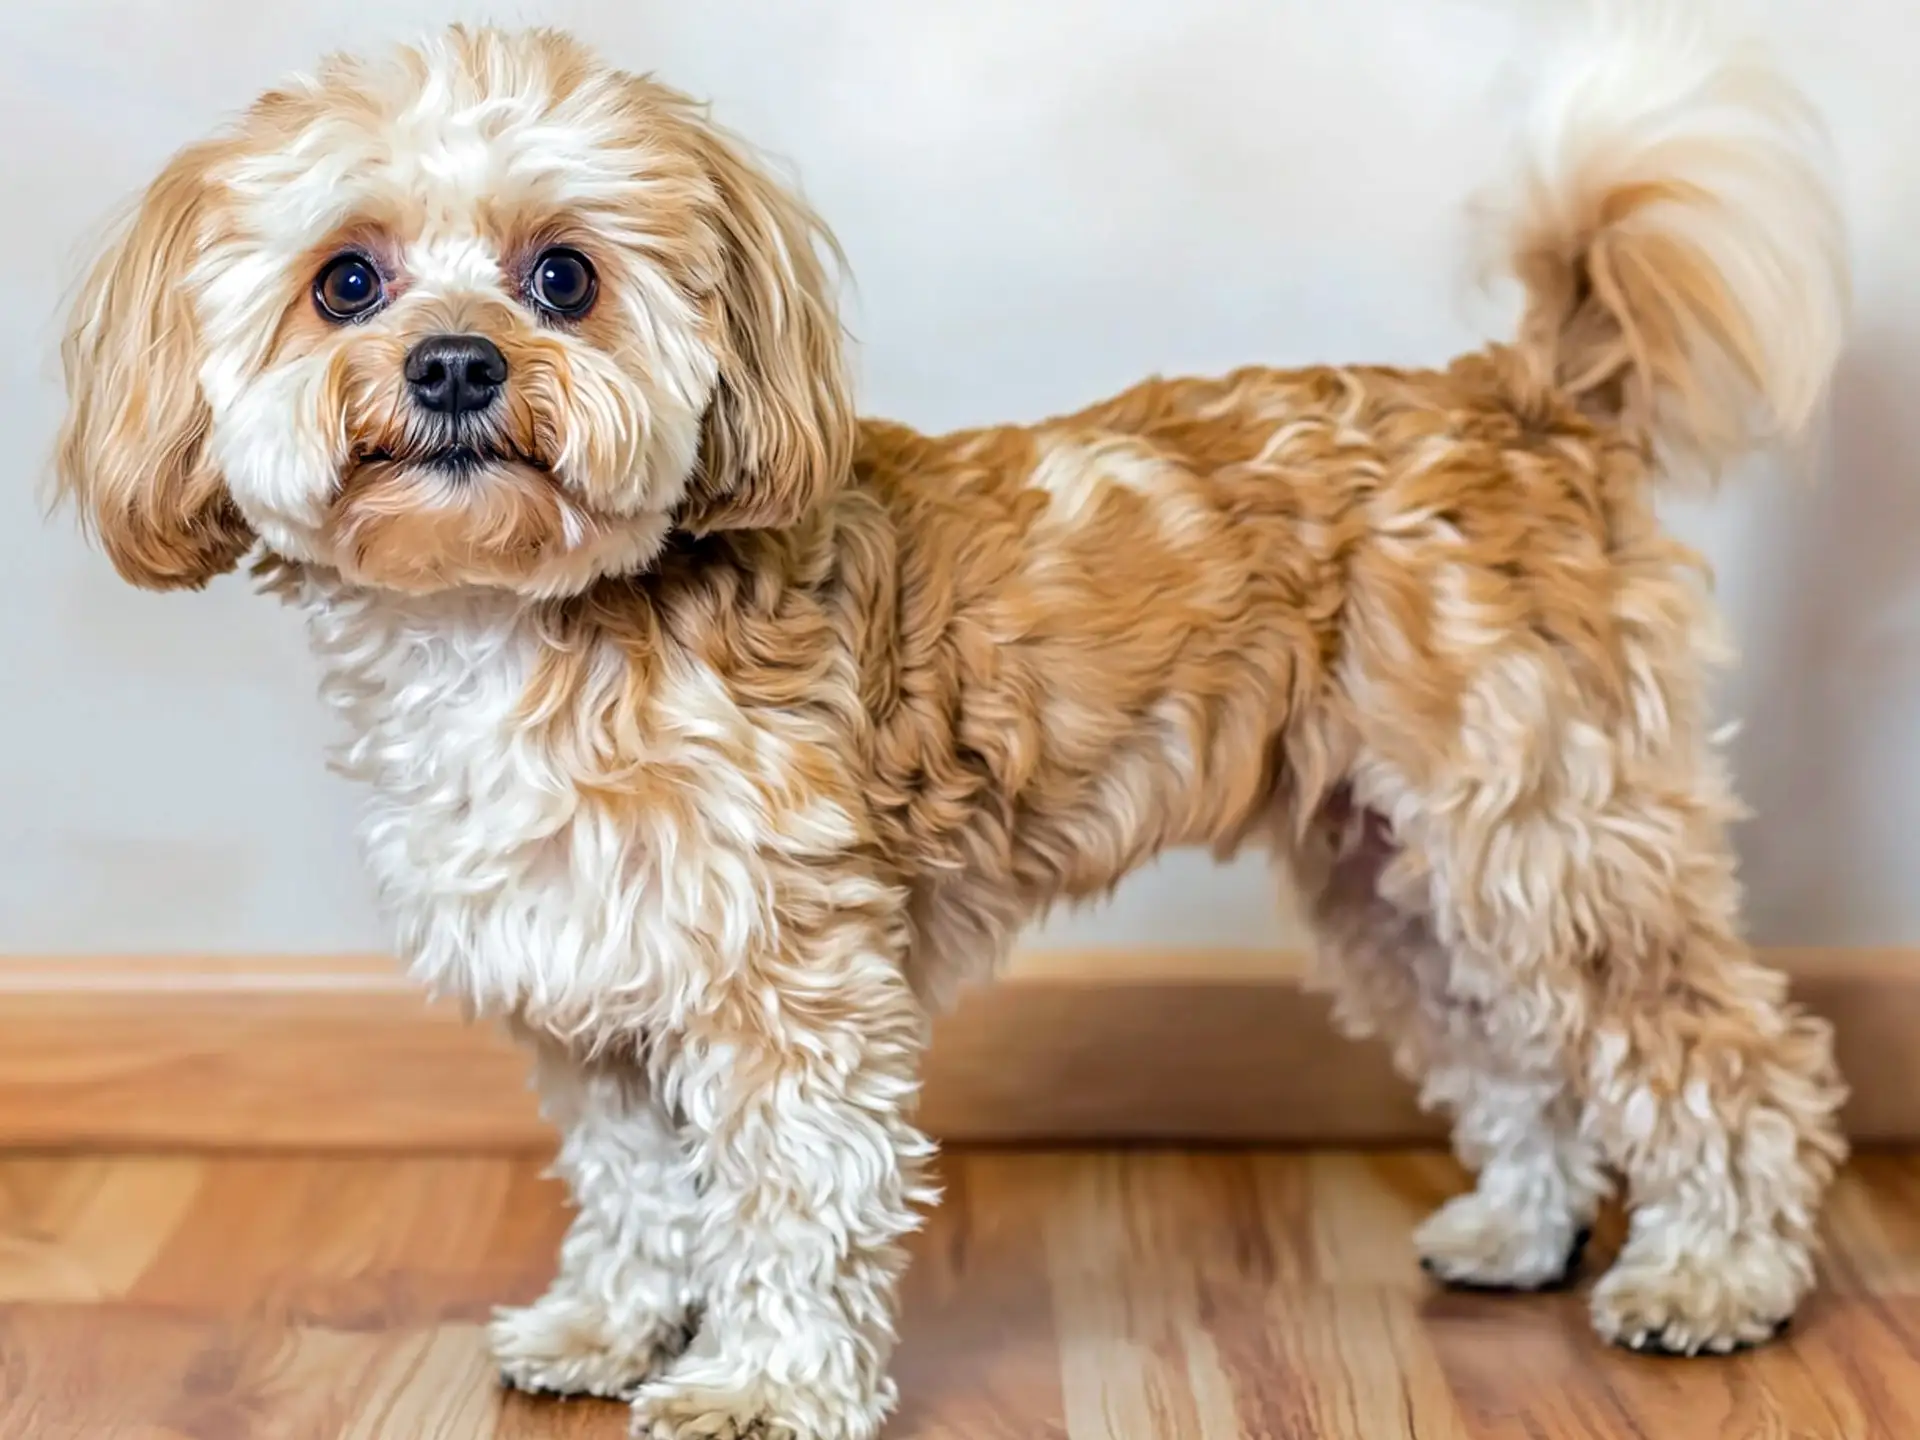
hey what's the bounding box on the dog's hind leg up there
[1413,1057,1607,1293]
[1365,690,1845,1353]
[1286,792,1607,1292]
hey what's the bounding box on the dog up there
[53,4,1849,1436]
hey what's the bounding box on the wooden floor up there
[2,1150,1916,1438]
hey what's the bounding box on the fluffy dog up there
[54,4,1849,1435]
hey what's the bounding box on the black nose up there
[404,334,508,415]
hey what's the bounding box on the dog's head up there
[56,26,853,596]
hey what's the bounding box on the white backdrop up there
[3,0,1914,954]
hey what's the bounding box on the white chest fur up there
[285,572,871,1047]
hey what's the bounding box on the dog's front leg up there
[493,1036,698,1398]
[628,914,936,1440]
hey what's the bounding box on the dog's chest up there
[296,582,766,1034]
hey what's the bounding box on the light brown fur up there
[51,16,1851,1436]
[525,343,1845,1349]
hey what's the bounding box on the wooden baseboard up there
[0,948,1914,1149]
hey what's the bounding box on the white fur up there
[1494,0,1849,466]
[277,561,937,1440]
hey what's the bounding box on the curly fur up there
[54,4,1850,1435]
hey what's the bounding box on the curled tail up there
[1493,0,1848,482]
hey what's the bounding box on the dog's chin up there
[327,453,671,597]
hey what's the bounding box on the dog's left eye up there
[313,254,386,322]
[528,248,597,318]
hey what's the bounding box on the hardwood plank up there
[129,1156,563,1321]
[1299,1152,1436,1287]
[1263,1289,1472,1440]
[893,1154,1070,1439]
[1042,1153,1252,1439]
[492,1390,630,1440]
[1823,1154,1920,1294]
[332,1324,503,1440]
[1787,1297,1920,1437]
[0,1303,409,1440]
[5,1149,1920,1438]
[1428,1291,1661,1440]
[0,1156,203,1302]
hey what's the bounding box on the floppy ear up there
[673,124,856,535]
[55,145,254,590]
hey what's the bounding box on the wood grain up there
[1,947,1916,1148]
[3,1148,1919,1438]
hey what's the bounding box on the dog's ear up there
[55,144,254,590]
[673,122,856,536]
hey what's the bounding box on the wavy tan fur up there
[54,6,1850,1436]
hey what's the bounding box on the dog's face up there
[57,26,853,596]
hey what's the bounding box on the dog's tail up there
[1491,0,1848,485]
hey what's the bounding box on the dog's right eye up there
[313,254,385,322]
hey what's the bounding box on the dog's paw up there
[1590,1239,1805,1356]
[492,1292,685,1400]
[1415,1190,1591,1293]
[628,1365,892,1440]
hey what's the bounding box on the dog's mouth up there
[355,437,549,478]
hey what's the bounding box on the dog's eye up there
[529,248,597,318]
[313,254,385,322]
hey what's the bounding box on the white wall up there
[3,0,1914,955]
